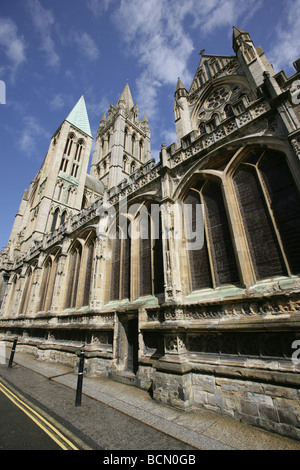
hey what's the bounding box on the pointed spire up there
[175,77,188,99]
[117,82,135,111]
[232,26,251,52]
[175,77,186,92]
[99,111,106,129]
[66,95,92,138]
[232,26,248,40]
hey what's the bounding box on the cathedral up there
[1,27,300,439]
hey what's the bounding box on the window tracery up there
[184,148,300,294]
[205,87,230,111]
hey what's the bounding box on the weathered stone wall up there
[147,366,300,440]
[192,373,300,440]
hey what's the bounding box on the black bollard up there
[75,347,85,407]
[8,337,18,369]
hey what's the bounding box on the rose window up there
[205,87,230,110]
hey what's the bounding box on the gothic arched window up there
[124,127,129,151]
[184,188,212,291]
[139,213,152,297]
[199,122,206,135]
[7,273,20,315]
[39,259,51,312]
[123,156,127,172]
[66,186,74,206]
[60,134,74,172]
[60,210,67,226]
[131,134,136,156]
[39,251,60,313]
[82,240,95,306]
[71,140,84,178]
[110,232,121,301]
[138,207,164,297]
[57,184,63,201]
[224,104,234,118]
[259,151,300,274]
[233,150,300,279]
[65,232,96,309]
[110,224,131,301]
[139,140,144,160]
[65,243,82,309]
[202,181,239,286]
[51,208,59,232]
[184,179,239,291]
[19,266,35,315]
[74,140,83,162]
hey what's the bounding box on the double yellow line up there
[0,378,92,450]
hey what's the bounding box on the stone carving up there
[170,99,270,169]
[165,334,186,353]
[204,86,230,111]
[291,137,300,160]
[144,296,300,322]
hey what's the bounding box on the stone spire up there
[99,111,107,129]
[117,82,135,111]
[232,26,248,40]
[232,26,251,53]
[175,77,188,99]
[66,95,92,137]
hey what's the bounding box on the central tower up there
[90,82,151,191]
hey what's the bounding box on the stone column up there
[152,331,194,409]
[160,200,182,303]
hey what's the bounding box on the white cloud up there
[182,0,263,34]
[86,0,115,17]
[19,115,50,156]
[135,70,162,120]
[49,93,68,111]
[112,0,263,120]
[114,0,194,85]
[112,0,194,119]
[72,31,100,62]
[27,0,60,67]
[162,128,177,147]
[86,94,111,120]
[0,18,26,75]
[267,0,300,73]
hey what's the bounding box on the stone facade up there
[1,27,300,439]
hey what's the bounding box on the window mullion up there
[200,189,217,289]
[256,166,292,276]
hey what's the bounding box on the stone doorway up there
[126,317,139,374]
[116,314,139,377]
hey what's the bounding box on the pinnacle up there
[117,82,135,111]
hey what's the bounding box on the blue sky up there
[0,0,299,251]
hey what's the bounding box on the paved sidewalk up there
[3,352,300,450]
